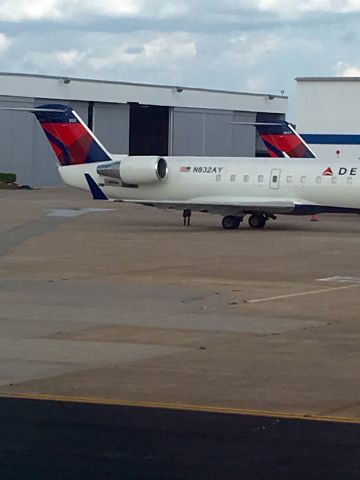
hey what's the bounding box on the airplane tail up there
[255,121,316,158]
[32,104,112,166]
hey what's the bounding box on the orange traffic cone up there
[310,214,318,222]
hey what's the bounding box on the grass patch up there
[0,172,16,184]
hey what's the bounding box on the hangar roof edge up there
[0,72,287,99]
[0,72,287,114]
[296,77,360,82]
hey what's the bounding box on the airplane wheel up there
[222,215,241,230]
[248,214,267,229]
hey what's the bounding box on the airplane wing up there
[116,198,296,215]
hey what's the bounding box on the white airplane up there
[6,104,360,229]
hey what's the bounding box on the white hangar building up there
[0,73,288,186]
[296,77,360,160]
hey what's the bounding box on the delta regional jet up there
[6,104,360,229]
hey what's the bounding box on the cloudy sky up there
[0,0,360,115]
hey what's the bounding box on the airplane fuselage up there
[59,156,360,216]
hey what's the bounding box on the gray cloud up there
[0,2,360,119]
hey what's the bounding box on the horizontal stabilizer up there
[229,122,285,126]
[0,107,67,112]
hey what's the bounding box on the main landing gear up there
[221,213,277,230]
[248,213,267,229]
[222,215,243,230]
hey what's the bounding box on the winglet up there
[84,174,108,200]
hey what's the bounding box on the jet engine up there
[97,156,168,184]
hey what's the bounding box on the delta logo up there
[322,166,358,176]
[322,167,333,176]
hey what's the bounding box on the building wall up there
[0,96,40,187]
[0,74,288,186]
[171,109,256,157]
[296,78,360,159]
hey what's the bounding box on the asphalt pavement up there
[1,397,359,480]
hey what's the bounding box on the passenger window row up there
[217,175,355,185]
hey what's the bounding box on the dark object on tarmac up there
[18,185,32,190]
[183,208,192,226]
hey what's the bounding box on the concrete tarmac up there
[1,186,360,421]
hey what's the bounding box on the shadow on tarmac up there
[0,397,359,479]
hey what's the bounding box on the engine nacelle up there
[96,156,168,185]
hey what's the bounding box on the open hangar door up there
[129,104,169,156]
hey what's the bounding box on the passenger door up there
[270,169,281,189]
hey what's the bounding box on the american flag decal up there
[180,166,191,173]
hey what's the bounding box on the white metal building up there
[0,73,288,186]
[296,77,360,159]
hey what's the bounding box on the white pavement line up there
[246,284,360,304]
[317,276,360,284]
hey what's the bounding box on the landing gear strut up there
[222,215,243,230]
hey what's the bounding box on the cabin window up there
[300,176,306,184]
[286,175,292,183]
[216,174,222,182]
[230,174,236,182]
[347,177,353,185]
[316,176,321,184]
[258,175,264,183]
[244,174,250,182]
[331,177,337,184]
[272,175,278,183]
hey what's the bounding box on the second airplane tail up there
[255,121,316,158]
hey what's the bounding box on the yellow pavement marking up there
[246,283,360,304]
[0,393,359,425]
